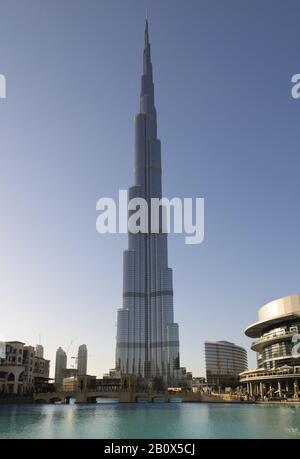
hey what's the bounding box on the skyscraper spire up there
[141,19,156,118]
[145,17,149,48]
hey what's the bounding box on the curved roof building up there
[245,293,300,370]
[240,294,300,399]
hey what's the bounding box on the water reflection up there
[0,403,299,439]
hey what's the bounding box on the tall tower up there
[54,347,67,387]
[77,344,88,375]
[116,20,180,383]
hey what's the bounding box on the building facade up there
[205,341,248,389]
[35,344,44,358]
[54,347,67,388]
[62,375,96,392]
[77,344,87,375]
[240,293,300,399]
[61,368,78,381]
[115,20,183,385]
[0,341,50,395]
[33,354,50,392]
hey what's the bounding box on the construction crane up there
[64,341,74,367]
[71,353,95,370]
[66,341,73,355]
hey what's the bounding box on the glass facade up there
[205,341,248,388]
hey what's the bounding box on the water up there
[0,402,300,439]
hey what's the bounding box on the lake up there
[0,402,300,439]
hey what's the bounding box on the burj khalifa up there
[116,20,181,383]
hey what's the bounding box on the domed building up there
[240,293,300,399]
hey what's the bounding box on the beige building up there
[0,341,50,395]
[0,341,26,395]
[63,375,96,392]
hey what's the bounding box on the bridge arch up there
[35,398,48,404]
[64,394,76,405]
[49,396,63,404]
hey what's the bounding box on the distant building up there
[205,341,248,390]
[77,344,87,375]
[102,369,121,379]
[35,344,44,359]
[97,377,122,392]
[62,377,77,392]
[23,345,35,391]
[33,354,50,392]
[61,368,78,381]
[63,375,96,392]
[240,293,300,399]
[54,347,67,388]
[0,341,50,395]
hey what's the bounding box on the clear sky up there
[1,0,300,378]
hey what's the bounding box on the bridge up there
[33,390,205,404]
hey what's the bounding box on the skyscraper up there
[77,344,88,375]
[54,347,67,387]
[116,21,181,384]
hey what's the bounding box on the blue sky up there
[1,0,300,377]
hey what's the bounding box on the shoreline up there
[0,398,300,407]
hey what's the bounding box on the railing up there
[240,367,300,381]
[252,330,296,349]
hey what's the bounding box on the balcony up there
[251,330,297,352]
[240,366,300,383]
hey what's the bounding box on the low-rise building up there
[0,341,26,395]
[33,355,51,393]
[61,368,78,380]
[0,341,50,395]
[63,375,97,392]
